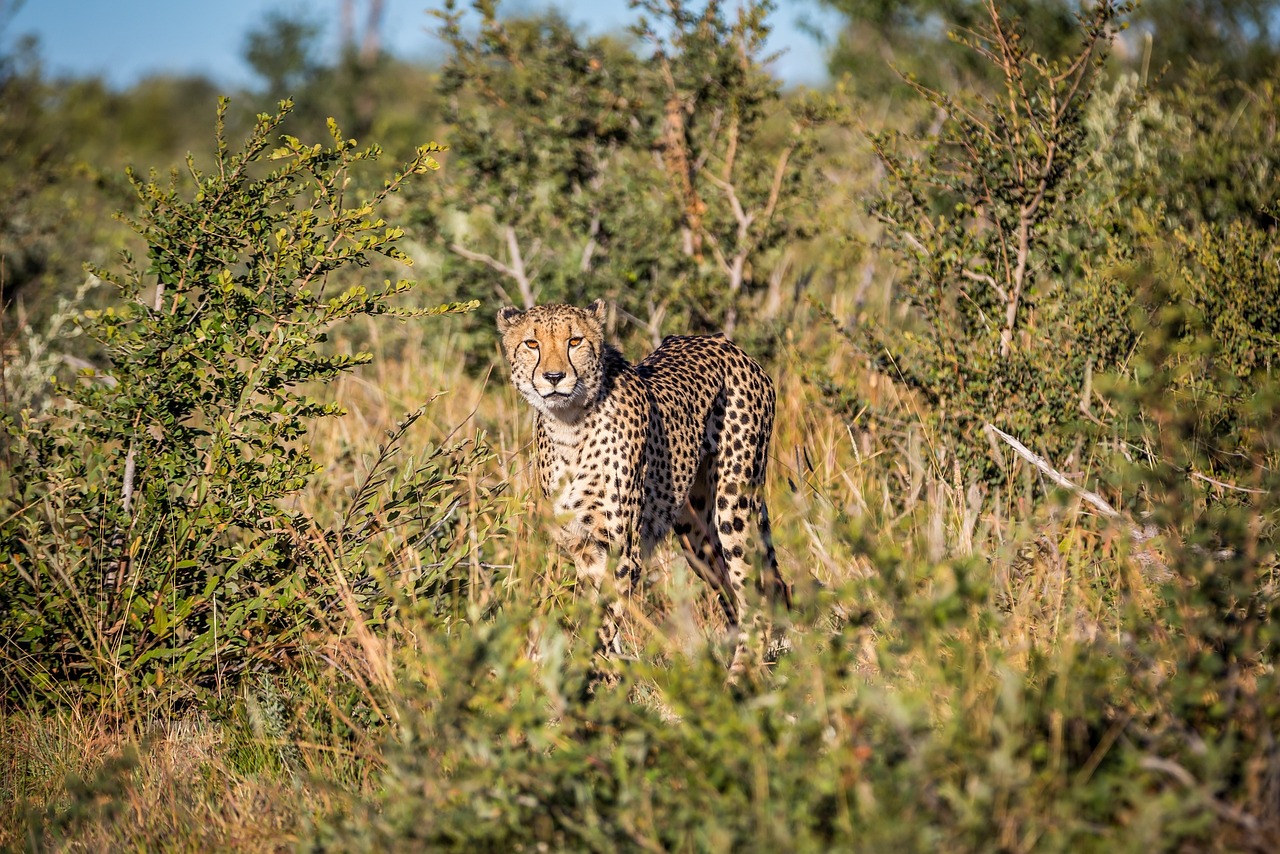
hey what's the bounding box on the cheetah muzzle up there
[498,298,791,676]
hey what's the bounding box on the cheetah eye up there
[524,339,539,350]
[568,336,583,347]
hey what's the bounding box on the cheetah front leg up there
[551,484,631,661]
[560,536,628,658]
[553,426,646,665]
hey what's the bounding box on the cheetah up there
[498,298,790,673]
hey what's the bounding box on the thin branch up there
[1190,471,1270,496]
[703,169,752,232]
[579,170,606,274]
[971,153,1015,290]
[580,212,601,274]
[449,227,536,309]
[702,232,735,279]
[448,242,517,279]
[1002,137,1057,357]
[695,106,725,177]
[721,114,739,182]
[984,424,1118,517]
[760,141,797,226]
[983,423,1205,575]
[121,446,137,516]
[1139,755,1261,834]
[874,211,930,258]
[763,247,793,319]
[61,355,118,387]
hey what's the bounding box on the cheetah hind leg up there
[676,496,740,630]
[715,460,790,678]
[677,501,758,681]
[721,495,794,679]
[679,475,763,681]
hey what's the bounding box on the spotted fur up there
[498,299,790,671]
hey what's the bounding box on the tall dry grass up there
[3,289,1197,850]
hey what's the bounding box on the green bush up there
[1101,268,1280,845]
[853,0,1136,482]
[424,0,844,344]
[0,99,487,706]
[310,536,1225,852]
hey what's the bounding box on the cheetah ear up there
[496,305,524,333]
[585,298,607,325]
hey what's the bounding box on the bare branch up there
[580,212,601,274]
[1191,471,1271,496]
[695,106,725,177]
[721,114,739,182]
[449,242,517,279]
[763,247,793,319]
[614,302,666,350]
[702,232,736,279]
[62,355,118,387]
[873,211,930,257]
[1001,137,1057,356]
[122,446,137,516]
[703,169,752,231]
[760,141,797,226]
[1139,756,1261,834]
[505,226,535,308]
[449,227,536,309]
[984,424,1119,518]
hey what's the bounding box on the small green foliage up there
[851,1,1135,480]
[0,99,483,706]
[1174,217,1280,381]
[426,0,845,340]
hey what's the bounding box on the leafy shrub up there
[1149,71,1280,229]
[0,99,487,706]
[425,0,844,344]
[1100,267,1280,845]
[310,533,1230,852]
[856,0,1134,480]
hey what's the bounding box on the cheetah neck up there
[539,408,592,444]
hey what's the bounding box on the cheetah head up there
[497,299,607,420]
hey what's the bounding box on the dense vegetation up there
[2,0,1278,849]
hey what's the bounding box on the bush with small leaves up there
[425,0,845,345]
[0,99,488,707]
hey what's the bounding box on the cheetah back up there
[634,334,776,548]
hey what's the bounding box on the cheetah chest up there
[535,389,647,543]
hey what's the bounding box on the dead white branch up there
[504,225,535,309]
[449,226,536,309]
[122,446,136,515]
[961,267,1009,302]
[580,212,601,274]
[982,424,1248,575]
[984,424,1118,517]
[1190,471,1269,496]
[1139,755,1260,834]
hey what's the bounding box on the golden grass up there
[2,301,1179,850]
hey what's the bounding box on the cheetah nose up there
[543,371,566,385]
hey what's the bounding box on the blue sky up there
[6,0,840,89]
